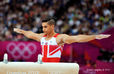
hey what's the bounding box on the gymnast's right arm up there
[14,28,43,42]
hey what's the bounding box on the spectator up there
[0,0,113,41]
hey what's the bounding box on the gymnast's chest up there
[41,37,56,45]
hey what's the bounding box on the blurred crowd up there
[0,0,113,41]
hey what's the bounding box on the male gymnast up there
[14,17,110,62]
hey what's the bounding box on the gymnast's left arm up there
[61,34,111,44]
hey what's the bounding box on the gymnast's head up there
[42,16,56,34]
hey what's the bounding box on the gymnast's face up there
[42,22,54,34]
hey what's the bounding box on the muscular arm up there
[61,34,110,44]
[14,28,43,42]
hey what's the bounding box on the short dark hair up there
[42,16,56,25]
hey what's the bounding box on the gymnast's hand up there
[95,34,111,39]
[14,28,24,34]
